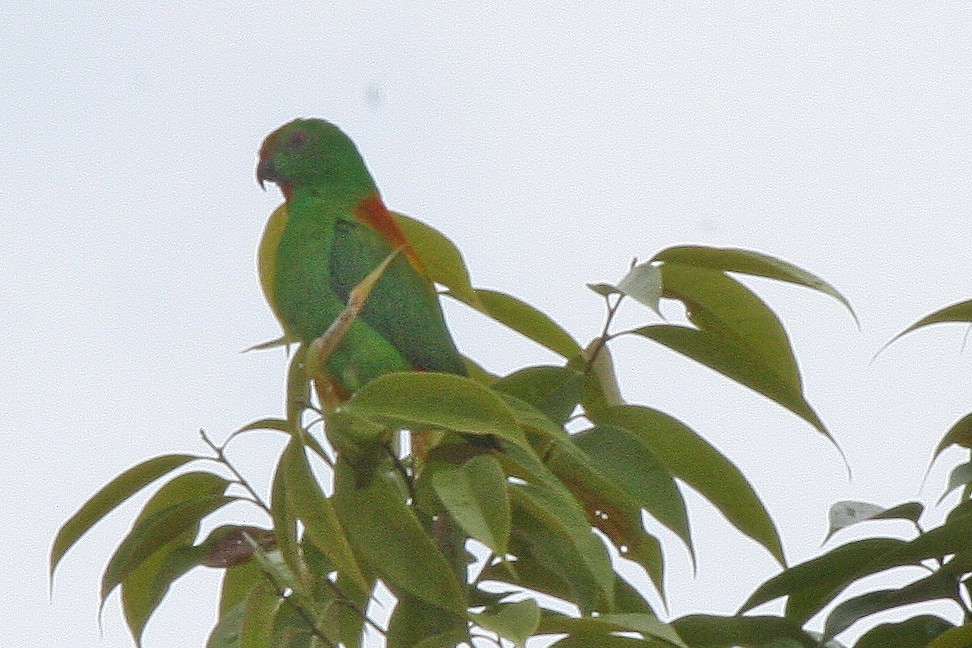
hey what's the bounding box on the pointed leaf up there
[346,372,523,442]
[50,454,198,580]
[740,538,907,621]
[333,462,466,613]
[652,245,857,324]
[102,492,236,604]
[449,288,582,359]
[431,454,511,556]
[672,614,817,648]
[939,462,972,504]
[471,599,541,646]
[539,439,665,596]
[572,425,691,559]
[855,615,953,648]
[509,481,616,612]
[660,263,801,390]
[931,412,972,468]
[596,405,784,565]
[824,501,923,542]
[823,572,957,640]
[885,299,972,349]
[281,441,370,597]
[632,324,834,448]
[587,282,621,297]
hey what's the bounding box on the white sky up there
[5,3,972,647]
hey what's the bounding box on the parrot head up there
[256,118,375,201]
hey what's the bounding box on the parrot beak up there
[256,158,277,190]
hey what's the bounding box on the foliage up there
[51,215,972,646]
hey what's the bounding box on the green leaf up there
[661,262,801,389]
[102,493,236,606]
[855,615,953,648]
[823,572,957,640]
[50,454,198,581]
[549,635,660,648]
[388,593,470,647]
[492,365,584,426]
[927,623,972,648]
[431,454,511,556]
[572,425,691,560]
[539,438,665,597]
[101,471,232,606]
[884,298,972,350]
[587,282,621,297]
[633,324,835,450]
[930,412,972,471]
[824,501,923,542]
[740,538,908,623]
[450,288,582,359]
[595,405,784,565]
[471,599,541,646]
[539,612,687,646]
[333,462,466,613]
[280,440,370,597]
[207,601,243,648]
[240,579,280,648]
[509,481,616,613]
[672,614,817,647]
[617,262,663,315]
[346,372,523,442]
[939,462,972,504]
[122,544,203,646]
[651,245,857,325]
[394,211,481,307]
[218,560,263,617]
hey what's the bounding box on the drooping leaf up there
[449,288,582,359]
[651,245,857,324]
[854,615,953,648]
[280,440,370,597]
[50,454,198,581]
[540,438,665,596]
[595,405,784,565]
[430,454,511,556]
[824,501,923,542]
[579,338,624,415]
[394,211,480,307]
[101,472,233,607]
[332,462,466,613]
[822,572,957,640]
[538,612,686,646]
[672,614,817,648]
[632,324,835,451]
[572,425,691,561]
[929,412,972,472]
[883,298,972,350]
[939,462,972,505]
[660,262,801,388]
[508,481,616,613]
[346,372,523,443]
[470,599,541,647]
[740,538,907,622]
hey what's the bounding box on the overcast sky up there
[5,4,972,647]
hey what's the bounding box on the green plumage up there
[257,119,466,395]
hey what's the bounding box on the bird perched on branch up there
[256,118,467,405]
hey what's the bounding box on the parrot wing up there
[330,213,467,376]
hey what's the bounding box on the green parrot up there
[255,118,467,400]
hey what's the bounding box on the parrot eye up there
[287,131,309,149]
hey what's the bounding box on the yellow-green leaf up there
[431,455,511,556]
